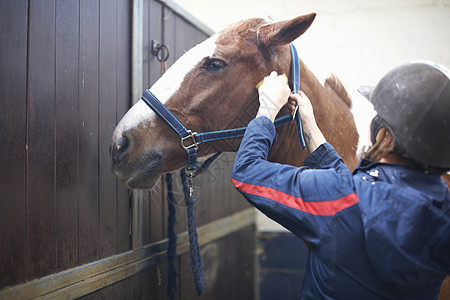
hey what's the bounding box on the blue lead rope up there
[166,173,178,300]
[166,153,221,298]
[180,170,206,296]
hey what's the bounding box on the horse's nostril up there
[116,136,129,150]
[111,135,130,166]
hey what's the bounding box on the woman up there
[231,62,450,299]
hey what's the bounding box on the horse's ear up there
[257,13,316,47]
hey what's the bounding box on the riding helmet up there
[358,61,450,172]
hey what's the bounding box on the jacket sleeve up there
[231,117,358,244]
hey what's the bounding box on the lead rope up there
[167,157,219,298]
[166,173,178,300]
[180,169,206,296]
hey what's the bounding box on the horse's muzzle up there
[110,135,163,189]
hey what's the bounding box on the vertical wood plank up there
[130,263,170,299]
[154,176,166,243]
[148,0,163,87]
[179,226,255,300]
[98,0,118,258]
[197,152,249,225]
[162,5,176,68]
[96,282,114,299]
[0,0,28,288]
[77,292,97,300]
[148,0,165,244]
[142,191,151,245]
[174,17,203,59]
[55,0,80,272]
[116,0,132,253]
[131,0,149,247]
[129,267,151,300]
[142,0,150,90]
[26,0,57,280]
[78,0,100,265]
[113,278,131,300]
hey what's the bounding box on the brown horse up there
[110,13,359,189]
[110,13,449,298]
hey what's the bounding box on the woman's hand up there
[288,91,315,126]
[288,92,327,153]
[256,71,291,121]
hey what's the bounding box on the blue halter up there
[141,44,305,171]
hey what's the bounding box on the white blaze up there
[150,34,218,103]
[113,34,218,141]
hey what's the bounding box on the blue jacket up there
[231,117,450,299]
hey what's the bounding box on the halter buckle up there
[181,130,198,151]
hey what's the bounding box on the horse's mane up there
[324,73,352,108]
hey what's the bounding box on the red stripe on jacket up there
[231,178,358,216]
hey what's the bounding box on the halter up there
[141,44,305,172]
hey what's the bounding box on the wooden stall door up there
[0,0,131,290]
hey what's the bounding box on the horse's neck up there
[267,62,321,166]
[268,61,360,170]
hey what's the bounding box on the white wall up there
[175,0,450,231]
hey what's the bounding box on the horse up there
[110,13,359,189]
[110,13,449,299]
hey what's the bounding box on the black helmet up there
[358,61,450,172]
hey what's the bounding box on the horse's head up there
[110,13,316,189]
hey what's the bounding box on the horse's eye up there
[204,59,227,72]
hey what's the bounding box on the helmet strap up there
[370,115,385,146]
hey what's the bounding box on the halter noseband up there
[141,44,305,171]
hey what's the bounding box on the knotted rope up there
[180,170,206,296]
[166,173,178,300]
[166,153,221,297]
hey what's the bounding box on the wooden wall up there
[0,1,254,299]
[0,0,131,287]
